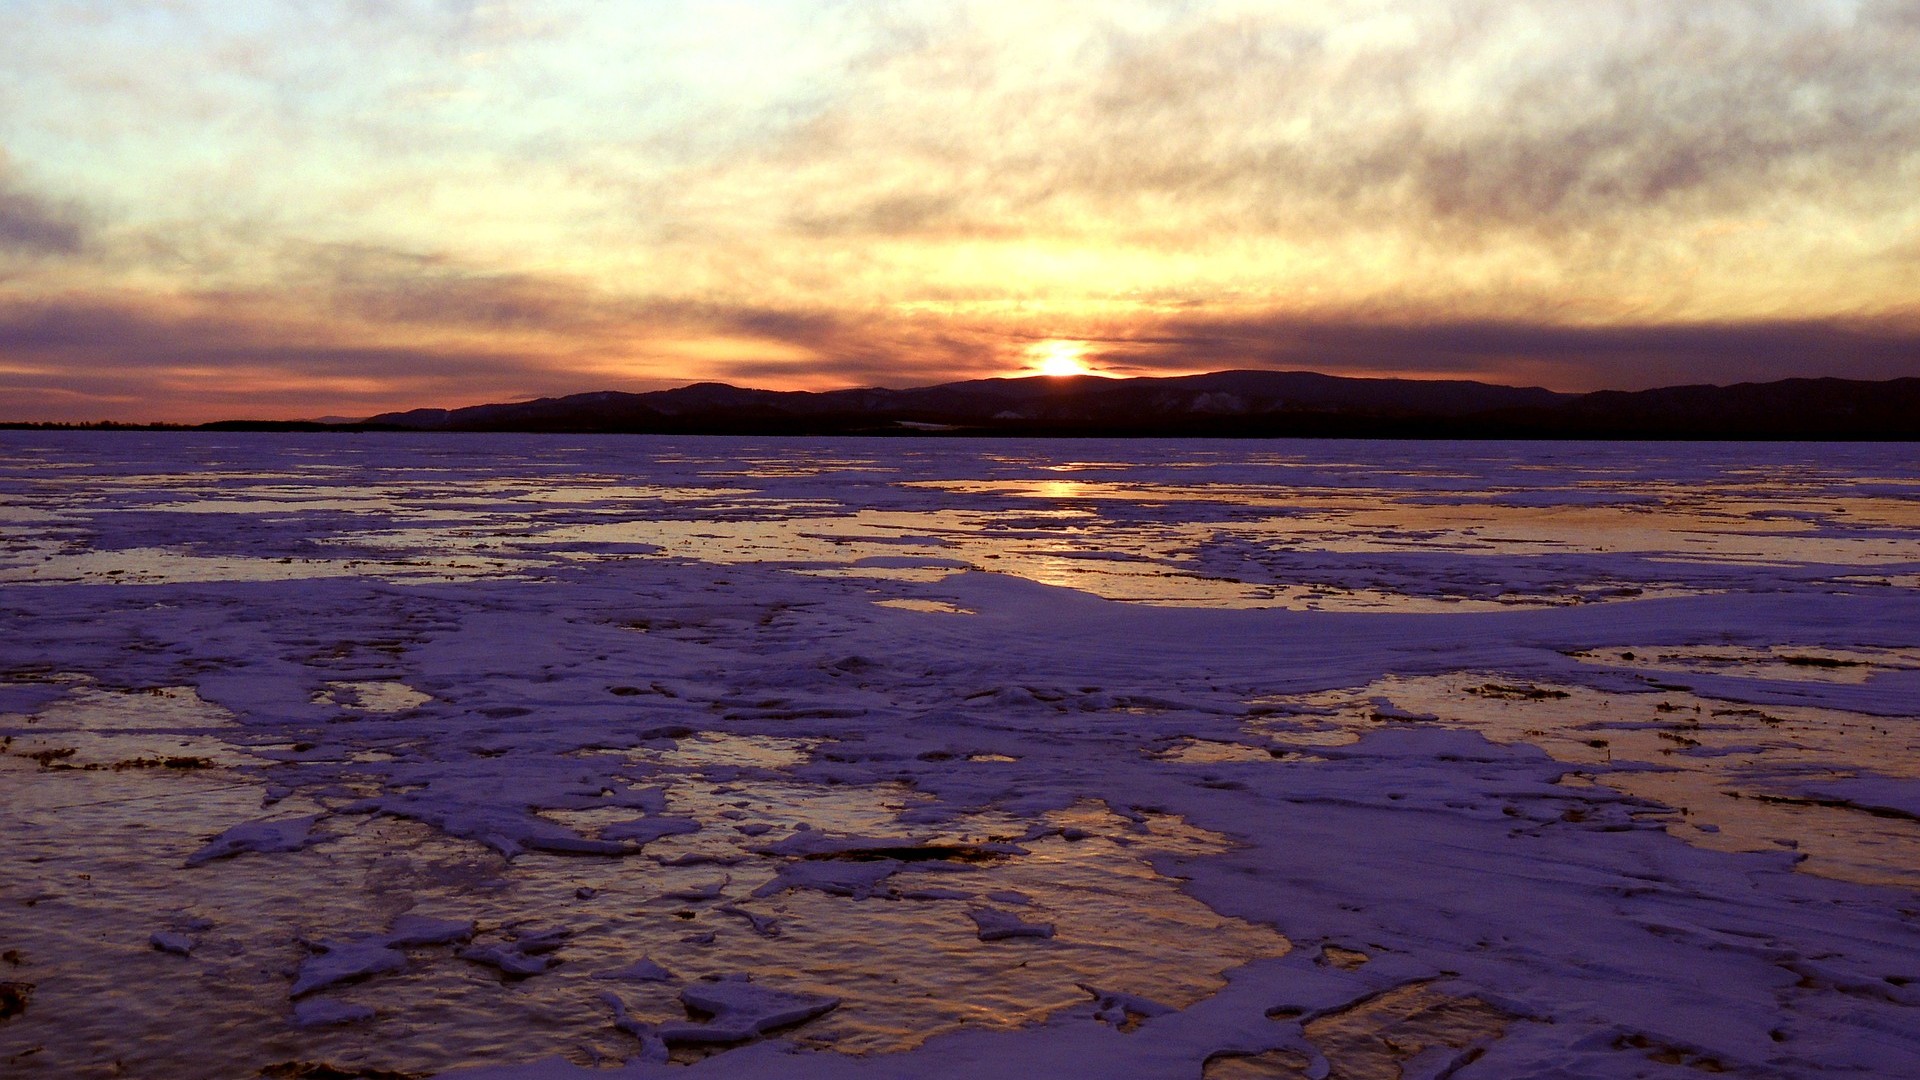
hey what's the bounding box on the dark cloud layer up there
[293,244,614,333]
[0,288,993,421]
[7,284,1916,423]
[1102,315,1920,391]
[0,295,563,422]
[0,172,87,256]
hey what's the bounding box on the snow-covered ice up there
[969,908,1056,941]
[595,957,676,984]
[147,931,195,957]
[2,433,1918,1077]
[654,976,841,1045]
[184,813,327,866]
[291,996,377,1029]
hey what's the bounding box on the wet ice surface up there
[2,434,1919,1078]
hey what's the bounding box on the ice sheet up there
[2,433,1918,1078]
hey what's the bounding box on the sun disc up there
[1031,340,1092,377]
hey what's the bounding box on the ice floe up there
[655,977,841,1045]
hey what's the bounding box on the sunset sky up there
[4,1,1919,422]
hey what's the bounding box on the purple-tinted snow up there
[1,433,1917,1078]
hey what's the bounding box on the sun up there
[1028,339,1095,377]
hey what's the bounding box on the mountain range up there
[206,370,1920,439]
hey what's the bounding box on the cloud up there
[734,0,1920,262]
[6,2,1920,420]
[0,278,1001,421]
[276,243,1010,388]
[6,281,1917,423]
[1099,313,1920,391]
[0,168,88,256]
[290,243,618,333]
[0,293,565,422]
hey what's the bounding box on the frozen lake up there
[3,433,1919,1078]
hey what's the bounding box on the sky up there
[3,0,1919,422]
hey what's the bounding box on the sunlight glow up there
[1030,340,1095,377]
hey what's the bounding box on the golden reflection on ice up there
[318,681,433,713]
[0,682,253,770]
[0,729,1291,1075]
[908,477,1920,565]
[11,439,1909,608]
[873,598,975,614]
[1262,673,1920,889]
[630,732,816,771]
[1568,645,1920,685]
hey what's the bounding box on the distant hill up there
[300,369,1918,439]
